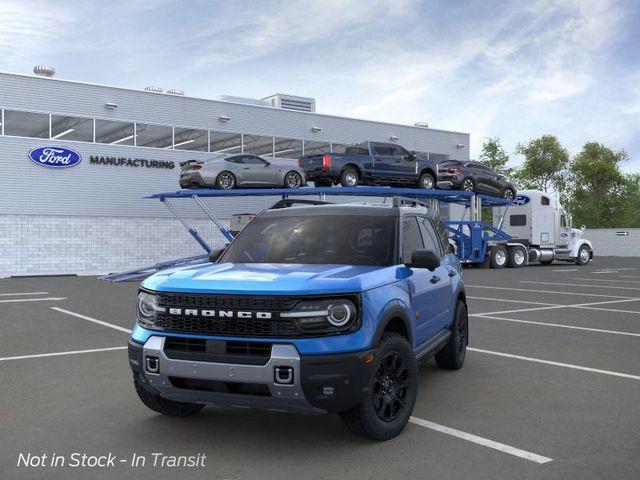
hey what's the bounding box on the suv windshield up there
[220,215,396,266]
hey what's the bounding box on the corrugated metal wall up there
[584,229,640,257]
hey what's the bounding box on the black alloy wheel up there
[372,351,409,422]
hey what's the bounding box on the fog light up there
[146,356,159,374]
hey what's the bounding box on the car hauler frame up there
[100,186,513,282]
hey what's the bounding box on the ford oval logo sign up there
[514,195,530,206]
[28,146,82,168]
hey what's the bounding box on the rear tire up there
[284,171,303,189]
[503,187,515,201]
[339,332,417,441]
[435,300,468,370]
[340,168,359,187]
[216,171,236,190]
[490,245,508,269]
[507,246,526,268]
[134,378,205,417]
[461,178,475,192]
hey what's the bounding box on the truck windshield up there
[220,215,396,266]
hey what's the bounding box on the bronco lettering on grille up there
[167,308,273,319]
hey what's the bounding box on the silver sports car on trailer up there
[179,154,307,189]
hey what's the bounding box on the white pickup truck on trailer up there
[491,189,593,268]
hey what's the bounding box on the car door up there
[241,155,278,185]
[389,144,417,182]
[371,143,395,180]
[401,216,450,347]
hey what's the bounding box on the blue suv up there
[128,198,468,440]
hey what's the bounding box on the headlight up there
[281,298,358,334]
[137,291,164,329]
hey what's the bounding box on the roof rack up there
[270,198,332,209]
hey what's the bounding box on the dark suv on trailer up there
[437,160,516,199]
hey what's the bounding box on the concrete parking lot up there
[1,257,639,480]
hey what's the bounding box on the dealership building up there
[0,69,470,277]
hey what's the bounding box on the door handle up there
[448,269,457,277]
[430,275,441,284]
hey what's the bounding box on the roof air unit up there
[167,88,185,96]
[144,85,163,93]
[262,94,316,112]
[33,65,55,77]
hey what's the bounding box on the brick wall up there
[0,215,229,278]
[583,228,640,257]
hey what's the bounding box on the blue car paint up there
[131,254,464,356]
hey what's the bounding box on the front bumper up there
[129,337,375,415]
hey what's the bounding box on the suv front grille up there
[154,313,299,337]
[156,293,298,311]
[164,337,272,365]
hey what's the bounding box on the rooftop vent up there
[262,94,316,112]
[33,65,55,77]
[167,88,185,96]
[219,95,270,107]
[144,85,163,93]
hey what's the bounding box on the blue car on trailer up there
[124,187,511,440]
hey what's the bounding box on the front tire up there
[133,378,204,417]
[340,168,359,187]
[284,171,303,189]
[216,171,236,190]
[435,300,468,370]
[576,245,591,265]
[418,172,435,190]
[339,332,418,441]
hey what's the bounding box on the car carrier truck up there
[488,189,593,268]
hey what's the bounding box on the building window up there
[303,140,331,156]
[3,110,49,138]
[135,123,172,148]
[173,127,208,151]
[210,131,242,154]
[274,137,303,159]
[51,115,93,142]
[243,134,274,156]
[95,119,135,145]
[331,143,348,154]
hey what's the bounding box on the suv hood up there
[142,262,397,295]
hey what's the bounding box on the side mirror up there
[405,151,416,161]
[208,248,225,263]
[407,249,440,271]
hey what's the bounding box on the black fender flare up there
[371,304,413,347]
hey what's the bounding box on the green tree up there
[478,137,514,177]
[566,142,632,228]
[515,135,569,192]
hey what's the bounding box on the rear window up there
[345,147,369,156]
[510,215,527,226]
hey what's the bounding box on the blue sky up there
[1,0,638,171]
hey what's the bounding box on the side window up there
[243,155,267,165]
[561,215,567,227]
[430,216,450,253]
[401,217,424,264]
[541,196,550,206]
[373,144,391,156]
[389,145,407,158]
[226,156,243,164]
[418,217,442,257]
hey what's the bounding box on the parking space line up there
[473,297,640,317]
[0,346,127,362]
[51,307,132,334]
[466,285,635,299]
[552,269,578,272]
[409,416,553,464]
[0,297,66,304]
[471,314,640,337]
[621,275,640,279]
[521,281,640,292]
[0,292,49,296]
[466,296,559,307]
[468,348,640,381]
[573,278,640,284]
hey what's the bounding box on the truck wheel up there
[339,332,418,441]
[418,172,435,189]
[576,245,591,265]
[216,171,236,190]
[133,378,204,417]
[340,168,359,187]
[507,246,526,268]
[489,245,507,269]
[435,300,468,370]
